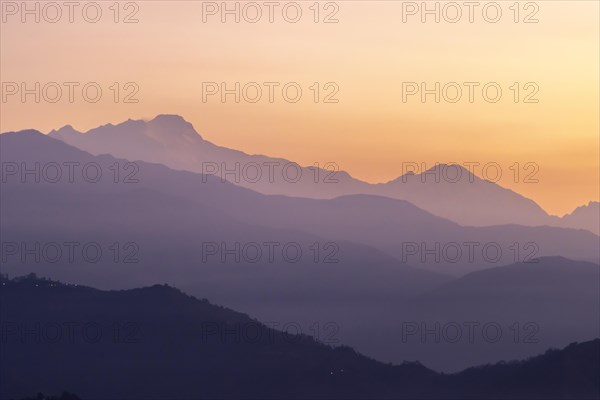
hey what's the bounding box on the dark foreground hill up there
[1,275,598,400]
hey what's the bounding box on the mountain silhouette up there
[1,130,598,371]
[558,201,600,235]
[1,274,598,400]
[48,115,573,228]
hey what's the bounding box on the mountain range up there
[2,274,599,400]
[48,115,599,233]
[1,129,598,372]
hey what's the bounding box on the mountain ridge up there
[2,273,599,400]
[42,115,597,230]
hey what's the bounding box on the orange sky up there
[1,0,598,215]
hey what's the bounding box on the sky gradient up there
[1,0,598,215]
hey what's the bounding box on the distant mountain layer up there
[47,114,588,229]
[2,130,599,371]
[3,130,598,275]
[1,274,599,400]
[560,201,600,235]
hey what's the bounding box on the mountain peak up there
[146,114,203,141]
[391,163,479,184]
[425,163,473,175]
[151,114,187,123]
[48,124,82,139]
